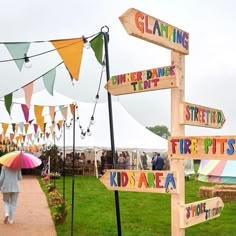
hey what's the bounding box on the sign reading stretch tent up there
[168,136,236,160]
[119,8,189,55]
[105,65,177,95]
[100,170,178,194]
[179,102,225,129]
[180,197,224,228]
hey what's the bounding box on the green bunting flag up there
[4,93,13,116]
[4,42,31,71]
[43,68,56,95]
[90,34,104,65]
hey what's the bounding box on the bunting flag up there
[59,105,64,117]
[45,132,50,139]
[10,133,15,141]
[27,133,32,142]
[90,33,104,65]
[34,105,44,131]
[4,42,31,71]
[33,124,38,133]
[57,120,63,130]
[0,134,2,142]
[51,37,84,81]
[49,106,55,122]
[18,122,24,134]
[21,104,29,122]
[62,106,68,120]
[2,144,6,153]
[70,104,75,117]
[12,123,16,133]
[24,124,29,134]
[1,123,9,135]
[15,124,19,134]
[37,118,45,133]
[15,136,20,145]
[4,93,13,116]
[43,68,56,95]
[23,83,34,109]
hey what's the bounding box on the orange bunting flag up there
[23,83,34,109]
[70,104,75,117]
[63,106,68,120]
[1,123,9,135]
[24,124,29,134]
[57,120,63,130]
[10,133,15,141]
[34,105,44,133]
[51,38,84,81]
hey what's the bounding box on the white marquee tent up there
[55,100,168,152]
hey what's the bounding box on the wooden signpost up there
[180,197,224,228]
[100,169,178,194]
[119,8,189,55]
[104,65,177,95]
[105,7,227,236]
[168,135,236,160]
[179,102,226,128]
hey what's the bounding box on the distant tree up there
[147,125,170,139]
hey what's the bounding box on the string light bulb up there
[24,53,32,68]
[87,128,92,136]
[83,36,91,49]
[90,116,95,125]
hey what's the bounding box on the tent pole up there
[102,26,122,236]
[63,120,66,199]
[71,104,76,236]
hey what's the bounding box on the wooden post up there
[171,50,185,236]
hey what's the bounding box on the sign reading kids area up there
[168,136,236,160]
[100,170,178,194]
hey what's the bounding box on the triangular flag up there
[23,83,34,109]
[12,123,16,133]
[90,33,104,65]
[10,133,15,141]
[4,93,13,116]
[49,106,55,122]
[21,104,29,122]
[43,68,56,95]
[33,124,38,133]
[1,123,9,135]
[24,124,29,134]
[4,42,31,71]
[63,106,68,120]
[51,38,84,81]
[27,133,32,141]
[70,104,75,117]
[18,122,24,134]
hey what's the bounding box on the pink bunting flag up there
[21,104,29,122]
[33,124,38,133]
[23,83,34,109]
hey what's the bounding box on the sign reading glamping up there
[119,8,189,55]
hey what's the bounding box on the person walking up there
[0,166,22,224]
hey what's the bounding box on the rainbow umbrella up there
[0,151,42,169]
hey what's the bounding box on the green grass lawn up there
[39,172,236,236]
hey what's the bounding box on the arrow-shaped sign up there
[180,197,224,228]
[119,8,189,55]
[179,102,226,129]
[168,135,236,160]
[105,65,177,96]
[99,169,178,194]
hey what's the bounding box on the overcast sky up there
[0,0,235,136]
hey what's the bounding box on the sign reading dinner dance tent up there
[168,136,236,160]
[100,170,178,194]
[180,197,224,228]
[179,102,226,129]
[119,8,189,55]
[105,65,177,95]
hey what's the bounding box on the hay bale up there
[198,186,215,197]
[214,190,236,201]
[215,185,236,190]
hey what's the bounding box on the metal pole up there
[71,106,76,236]
[63,120,66,199]
[101,25,122,236]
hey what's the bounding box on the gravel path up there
[0,176,57,236]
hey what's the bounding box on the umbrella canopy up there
[0,151,42,169]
